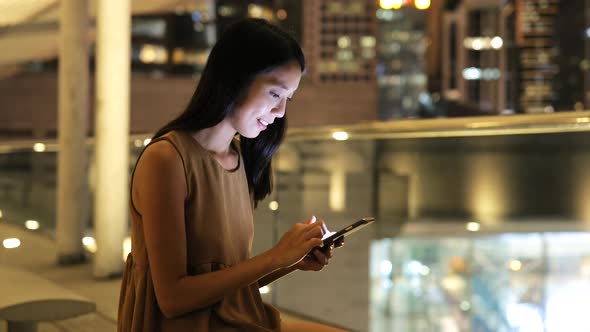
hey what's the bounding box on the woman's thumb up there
[305,215,317,225]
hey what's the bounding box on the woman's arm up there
[258,246,335,287]
[133,141,324,319]
[258,265,298,287]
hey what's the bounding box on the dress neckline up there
[176,130,241,173]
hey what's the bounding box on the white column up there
[56,0,89,265]
[94,0,131,277]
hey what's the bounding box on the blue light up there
[191,11,202,22]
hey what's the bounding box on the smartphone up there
[320,217,375,248]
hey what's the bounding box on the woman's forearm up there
[158,250,280,318]
[258,264,298,287]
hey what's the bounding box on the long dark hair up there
[153,18,305,206]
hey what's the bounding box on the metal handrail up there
[1,111,590,153]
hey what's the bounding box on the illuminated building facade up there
[376,2,429,118]
[442,0,589,114]
[302,0,377,84]
[442,0,503,114]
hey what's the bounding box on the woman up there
[118,18,345,331]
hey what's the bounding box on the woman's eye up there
[270,92,280,99]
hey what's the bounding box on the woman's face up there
[229,61,302,138]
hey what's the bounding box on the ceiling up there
[0,0,208,73]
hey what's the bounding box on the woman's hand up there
[269,216,325,269]
[294,218,344,272]
[295,246,333,271]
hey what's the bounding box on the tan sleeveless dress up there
[118,130,281,331]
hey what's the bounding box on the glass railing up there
[369,233,590,332]
[1,115,590,331]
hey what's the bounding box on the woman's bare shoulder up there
[133,139,187,207]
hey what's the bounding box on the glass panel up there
[2,130,590,330]
[369,233,590,332]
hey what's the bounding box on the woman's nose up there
[272,99,287,118]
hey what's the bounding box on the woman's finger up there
[313,249,328,265]
[304,222,324,238]
[325,247,333,259]
[305,237,323,250]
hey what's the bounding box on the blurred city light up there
[380,259,393,275]
[463,67,481,80]
[490,36,503,49]
[259,285,270,294]
[419,265,430,276]
[361,36,376,48]
[509,259,522,271]
[408,260,423,275]
[248,4,263,18]
[139,44,168,64]
[332,131,349,141]
[191,11,202,22]
[466,222,480,232]
[460,300,471,311]
[472,38,483,50]
[3,238,21,249]
[414,0,430,10]
[379,0,403,10]
[33,143,46,152]
[276,9,287,20]
[25,219,39,230]
[463,36,503,50]
[337,36,351,48]
[82,236,97,253]
[268,201,279,211]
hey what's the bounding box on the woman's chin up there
[239,130,261,139]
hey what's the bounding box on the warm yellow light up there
[25,220,40,230]
[139,45,168,64]
[415,0,430,10]
[466,222,480,232]
[268,201,279,211]
[509,259,522,271]
[380,0,403,10]
[82,236,97,253]
[33,143,46,152]
[3,238,21,249]
[172,48,186,64]
[123,236,132,262]
[337,36,351,48]
[259,286,271,294]
[329,169,346,212]
[0,209,3,219]
[332,131,349,141]
[143,138,152,146]
[140,45,157,63]
[472,39,483,50]
[248,4,264,18]
[361,36,376,48]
